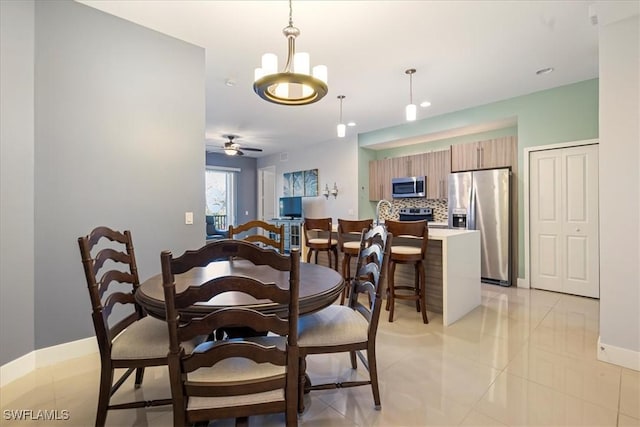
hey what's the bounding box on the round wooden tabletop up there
[136,259,344,320]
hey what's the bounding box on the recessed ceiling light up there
[535,67,554,75]
[420,101,432,108]
[347,122,356,127]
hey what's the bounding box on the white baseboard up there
[1,337,98,387]
[517,277,530,289]
[598,336,640,371]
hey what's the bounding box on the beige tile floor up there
[1,284,638,426]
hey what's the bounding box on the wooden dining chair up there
[78,226,197,427]
[161,240,300,427]
[337,218,373,304]
[384,219,429,324]
[303,217,338,270]
[228,219,285,254]
[297,224,391,413]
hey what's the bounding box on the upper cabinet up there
[369,158,394,201]
[368,149,450,201]
[425,149,451,199]
[451,136,516,172]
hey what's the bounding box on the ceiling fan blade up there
[236,149,245,156]
[240,147,263,152]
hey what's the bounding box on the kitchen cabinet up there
[451,136,516,172]
[369,150,451,201]
[368,158,393,201]
[391,154,427,178]
[425,149,451,199]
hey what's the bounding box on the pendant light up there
[253,0,328,106]
[405,68,417,121]
[337,95,346,138]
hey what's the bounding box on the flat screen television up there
[279,196,303,218]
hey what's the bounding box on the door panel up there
[562,145,599,297]
[566,236,587,281]
[531,151,563,291]
[530,144,599,298]
[538,234,559,278]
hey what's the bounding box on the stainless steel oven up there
[398,207,433,221]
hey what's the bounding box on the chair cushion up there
[343,241,360,250]
[111,316,202,360]
[298,305,368,347]
[391,245,422,255]
[308,238,338,245]
[186,336,287,410]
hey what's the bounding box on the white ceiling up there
[79,0,600,157]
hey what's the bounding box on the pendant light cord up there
[409,73,413,104]
[289,0,293,27]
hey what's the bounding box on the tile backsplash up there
[377,199,448,222]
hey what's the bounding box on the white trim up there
[1,337,98,387]
[523,138,599,290]
[206,165,241,172]
[517,277,530,288]
[598,336,640,371]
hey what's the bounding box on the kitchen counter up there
[391,228,480,326]
[429,221,449,229]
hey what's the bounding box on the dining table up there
[135,258,344,321]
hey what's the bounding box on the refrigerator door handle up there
[469,183,476,230]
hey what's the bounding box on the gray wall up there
[0,0,36,366]
[31,0,205,350]
[205,152,257,226]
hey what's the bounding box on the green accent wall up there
[358,78,599,279]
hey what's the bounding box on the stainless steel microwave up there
[392,176,426,198]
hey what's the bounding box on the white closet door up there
[530,144,599,298]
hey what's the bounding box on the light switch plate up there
[185,212,193,225]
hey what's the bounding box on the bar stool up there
[384,219,429,323]
[337,218,373,304]
[303,217,338,271]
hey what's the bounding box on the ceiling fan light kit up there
[253,0,328,106]
[220,135,263,156]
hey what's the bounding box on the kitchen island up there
[391,228,480,326]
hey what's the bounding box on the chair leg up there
[414,263,421,312]
[297,356,306,414]
[95,365,113,427]
[387,261,396,322]
[332,247,339,271]
[349,350,357,369]
[306,249,313,263]
[134,367,145,388]
[367,344,381,410]
[419,262,429,324]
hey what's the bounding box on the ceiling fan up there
[220,135,263,156]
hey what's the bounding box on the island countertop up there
[390,228,480,326]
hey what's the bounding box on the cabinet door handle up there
[476,147,480,168]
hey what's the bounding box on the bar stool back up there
[337,218,373,304]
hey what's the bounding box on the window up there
[205,167,239,228]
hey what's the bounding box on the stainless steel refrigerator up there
[448,168,511,286]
